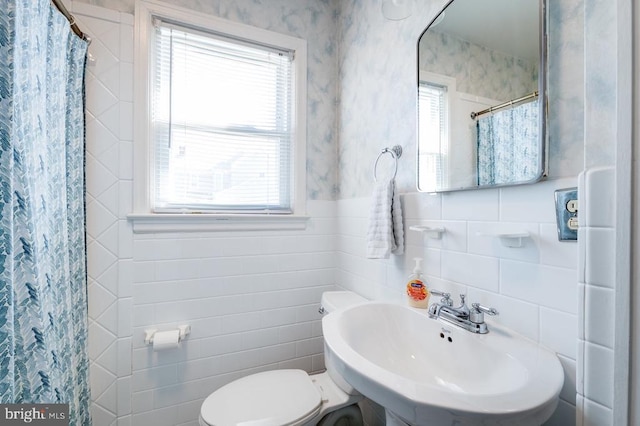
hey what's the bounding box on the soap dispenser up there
[406,257,429,308]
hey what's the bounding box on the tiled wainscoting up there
[128,203,336,425]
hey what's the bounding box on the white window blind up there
[418,81,448,190]
[151,19,295,213]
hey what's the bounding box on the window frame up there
[130,0,308,232]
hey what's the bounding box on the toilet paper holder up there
[144,325,191,346]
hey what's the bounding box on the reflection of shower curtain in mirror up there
[476,100,539,186]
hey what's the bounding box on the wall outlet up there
[554,188,578,241]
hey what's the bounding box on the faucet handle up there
[470,303,498,324]
[430,290,452,306]
[471,303,498,316]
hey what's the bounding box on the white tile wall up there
[577,167,616,422]
[128,220,336,425]
[122,206,334,426]
[73,2,132,424]
[335,177,579,425]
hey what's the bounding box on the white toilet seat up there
[199,369,322,426]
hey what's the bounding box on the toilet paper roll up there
[152,330,180,351]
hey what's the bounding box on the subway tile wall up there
[335,178,579,426]
[129,210,336,426]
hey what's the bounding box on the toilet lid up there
[200,369,322,426]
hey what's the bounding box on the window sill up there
[127,213,310,233]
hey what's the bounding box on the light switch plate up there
[554,188,578,241]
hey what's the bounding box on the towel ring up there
[373,145,403,182]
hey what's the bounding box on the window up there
[132,1,307,231]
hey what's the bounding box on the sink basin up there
[322,301,564,425]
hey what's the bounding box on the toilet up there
[199,291,367,426]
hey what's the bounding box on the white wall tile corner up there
[577,166,619,422]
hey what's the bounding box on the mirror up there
[417,0,547,192]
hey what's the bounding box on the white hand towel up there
[366,178,404,259]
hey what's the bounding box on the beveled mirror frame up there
[416,0,548,193]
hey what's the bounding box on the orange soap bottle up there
[406,258,429,308]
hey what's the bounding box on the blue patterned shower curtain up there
[0,1,91,425]
[476,99,540,186]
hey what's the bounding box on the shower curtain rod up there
[51,0,90,42]
[470,90,539,120]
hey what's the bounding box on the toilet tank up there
[320,291,367,395]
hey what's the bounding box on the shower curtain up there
[0,1,91,425]
[476,99,539,186]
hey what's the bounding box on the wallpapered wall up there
[74,0,341,201]
[337,0,584,198]
[72,0,584,200]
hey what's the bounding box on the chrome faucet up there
[428,291,498,334]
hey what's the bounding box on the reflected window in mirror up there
[417,0,547,193]
[418,76,450,190]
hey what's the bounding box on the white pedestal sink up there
[322,301,564,426]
